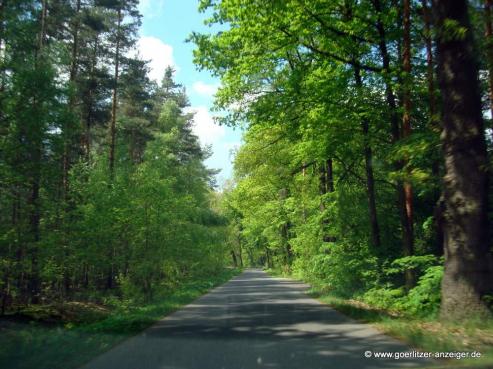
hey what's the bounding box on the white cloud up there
[185,106,225,146]
[192,81,220,97]
[135,36,176,82]
[138,0,165,18]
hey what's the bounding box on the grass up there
[0,268,241,369]
[312,291,493,348]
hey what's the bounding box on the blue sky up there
[137,0,241,185]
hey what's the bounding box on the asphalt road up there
[81,269,433,369]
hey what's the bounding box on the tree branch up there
[278,27,383,73]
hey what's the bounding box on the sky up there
[136,0,242,185]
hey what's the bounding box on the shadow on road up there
[82,269,433,369]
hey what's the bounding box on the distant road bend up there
[81,269,433,369]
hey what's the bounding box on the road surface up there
[81,269,432,369]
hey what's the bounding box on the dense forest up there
[1,0,493,347]
[191,0,493,321]
[0,0,229,313]
[2,0,493,368]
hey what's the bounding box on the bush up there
[362,265,443,317]
[385,255,440,276]
[310,242,378,297]
[363,286,406,310]
[360,255,443,317]
[402,265,443,317]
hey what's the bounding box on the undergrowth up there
[0,268,240,369]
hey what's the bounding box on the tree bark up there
[238,245,244,267]
[279,188,292,263]
[318,161,327,239]
[372,0,414,271]
[421,0,444,257]
[318,161,334,242]
[28,144,42,304]
[433,0,493,320]
[402,0,415,289]
[109,8,122,178]
[83,35,99,158]
[230,250,238,267]
[353,66,381,250]
[326,159,334,193]
[65,0,81,172]
[484,0,493,124]
[0,0,7,121]
[28,0,48,304]
[421,0,437,124]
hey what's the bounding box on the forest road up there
[80,269,434,369]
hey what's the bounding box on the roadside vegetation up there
[191,0,493,366]
[267,268,493,368]
[0,2,235,368]
[2,0,493,368]
[314,289,493,368]
[0,268,239,369]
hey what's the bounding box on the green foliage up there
[385,255,441,276]
[363,262,443,317]
[363,286,406,311]
[191,0,479,323]
[403,265,443,317]
[0,269,239,369]
[309,242,379,297]
[313,286,493,368]
[0,2,228,313]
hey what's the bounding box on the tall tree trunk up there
[279,188,292,263]
[485,0,493,124]
[60,0,82,297]
[421,0,437,123]
[38,0,47,53]
[301,163,307,222]
[238,240,244,267]
[265,245,272,269]
[354,66,381,250]
[319,160,336,242]
[0,0,7,123]
[421,0,444,256]
[65,0,81,175]
[28,150,41,304]
[326,159,334,193]
[318,162,328,241]
[372,0,414,269]
[319,161,327,200]
[105,8,122,289]
[324,159,337,242]
[109,8,122,178]
[83,35,99,158]
[28,0,48,304]
[433,0,493,320]
[230,250,238,267]
[402,0,415,289]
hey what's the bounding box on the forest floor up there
[0,268,240,369]
[267,270,493,369]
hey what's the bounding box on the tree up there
[0,0,228,311]
[433,0,493,320]
[192,0,493,320]
[105,0,140,177]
